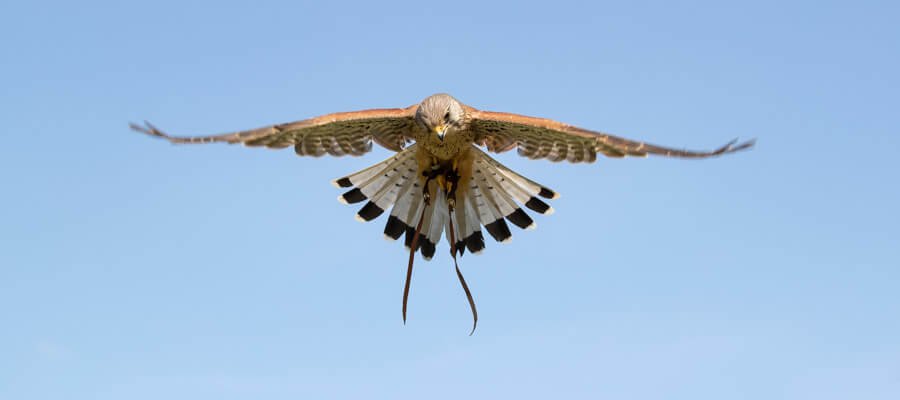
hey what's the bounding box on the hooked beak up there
[434,125,447,142]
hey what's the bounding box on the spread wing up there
[467,109,755,163]
[131,105,419,157]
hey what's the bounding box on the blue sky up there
[2,1,898,399]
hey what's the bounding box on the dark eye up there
[444,112,451,122]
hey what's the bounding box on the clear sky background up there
[2,1,898,399]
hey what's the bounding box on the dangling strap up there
[402,197,429,325]
[448,204,478,335]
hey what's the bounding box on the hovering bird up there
[132,93,753,334]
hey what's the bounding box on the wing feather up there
[130,106,419,156]
[467,108,754,163]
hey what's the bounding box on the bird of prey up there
[132,93,753,334]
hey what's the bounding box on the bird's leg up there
[445,166,460,210]
[421,164,441,202]
[406,161,477,332]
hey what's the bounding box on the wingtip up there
[129,121,150,134]
[719,138,756,154]
[129,120,170,140]
[734,138,757,151]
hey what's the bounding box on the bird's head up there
[416,93,466,142]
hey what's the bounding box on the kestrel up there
[132,93,754,334]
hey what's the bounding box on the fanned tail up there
[333,144,559,334]
[333,144,558,258]
[459,146,558,252]
[333,144,419,222]
[333,144,444,260]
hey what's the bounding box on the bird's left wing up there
[131,105,419,156]
[467,108,754,163]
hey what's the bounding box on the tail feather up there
[333,144,557,260]
[467,185,512,244]
[417,196,437,258]
[335,144,418,205]
[422,192,447,260]
[466,187,499,232]
[368,158,415,208]
[475,147,555,216]
[479,162,535,230]
[462,199,486,254]
[478,157,538,207]
[382,168,419,240]
[480,148,559,200]
[332,144,418,190]
[452,199,469,256]
[472,166,517,218]
[403,183,425,250]
[402,183,425,251]
[345,150,417,222]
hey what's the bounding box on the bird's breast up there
[416,128,473,161]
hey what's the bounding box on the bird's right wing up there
[131,105,419,156]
